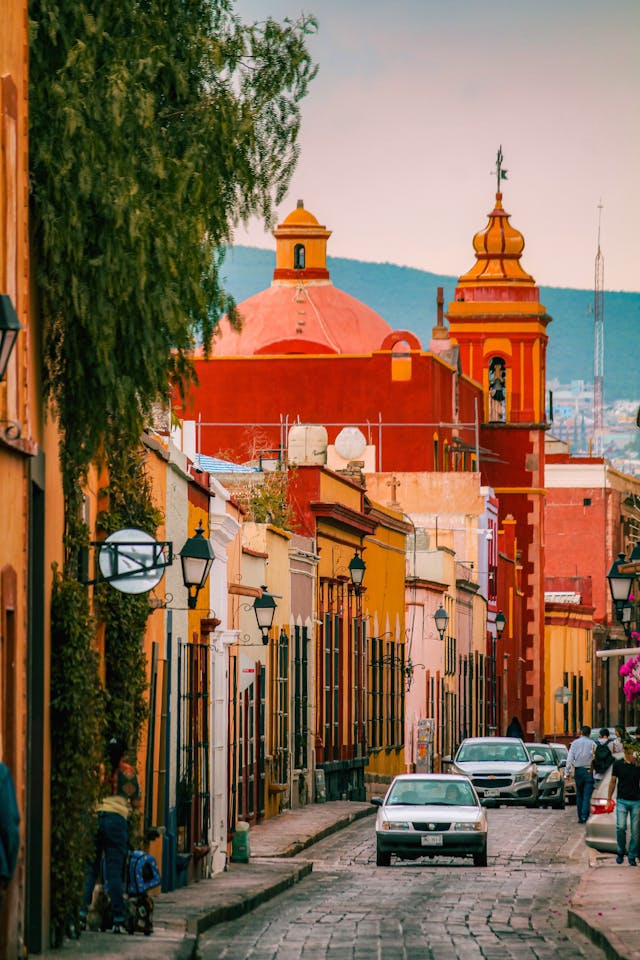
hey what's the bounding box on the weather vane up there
[493,146,508,192]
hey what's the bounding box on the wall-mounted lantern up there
[0,294,22,382]
[348,549,366,594]
[179,521,215,609]
[253,586,278,645]
[434,605,449,640]
[495,610,507,638]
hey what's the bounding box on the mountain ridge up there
[220,246,640,403]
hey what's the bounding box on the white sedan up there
[371,773,488,867]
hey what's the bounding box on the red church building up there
[179,182,549,738]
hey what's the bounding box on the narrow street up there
[199,806,605,960]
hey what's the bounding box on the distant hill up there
[220,246,640,404]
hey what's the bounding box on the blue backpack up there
[127,850,161,895]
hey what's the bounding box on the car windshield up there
[386,780,476,806]
[456,741,529,763]
[530,745,557,764]
[552,744,568,760]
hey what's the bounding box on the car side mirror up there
[532,754,545,763]
[370,796,383,806]
[558,759,566,768]
[442,755,452,766]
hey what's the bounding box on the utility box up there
[231,821,250,863]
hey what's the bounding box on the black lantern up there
[253,586,277,645]
[348,549,366,594]
[495,610,507,638]
[434,604,449,640]
[179,521,215,609]
[0,295,22,382]
[606,552,634,620]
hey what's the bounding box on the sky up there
[233,0,639,292]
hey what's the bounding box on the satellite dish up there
[335,427,367,461]
[98,528,166,594]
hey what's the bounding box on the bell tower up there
[446,149,550,739]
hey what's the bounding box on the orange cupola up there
[272,199,332,282]
[457,191,536,289]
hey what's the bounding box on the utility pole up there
[593,202,605,457]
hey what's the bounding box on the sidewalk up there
[568,846,640,960]
[45,801,374,959]
[45,800,640,960]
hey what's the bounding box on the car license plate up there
[421,834,443,846]
[484,788,499,797]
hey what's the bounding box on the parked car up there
[527,743,565,809]
[448,736,539,807]
[585,768,629,855]
[549,742,575,805]
[371,773,488,867]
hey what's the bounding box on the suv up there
[449,737,539,807]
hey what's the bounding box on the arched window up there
[294,244,306,270]
[488,356,507,422]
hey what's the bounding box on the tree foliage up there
[29,0,317,466]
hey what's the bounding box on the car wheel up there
[376,848,391,867]
[473,847,488,867]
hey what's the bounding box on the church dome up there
[457,192,535,287]
[208,201,393,356]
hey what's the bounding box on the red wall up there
[181,351,484,473]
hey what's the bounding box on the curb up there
[256,804,377,859]
[187,861,313,935]
[568,908,628,960]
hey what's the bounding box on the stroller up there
[125,849,162,936]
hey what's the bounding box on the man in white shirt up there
[565,725,595,824]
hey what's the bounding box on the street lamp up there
[348,549,366,594]
[495,610,507,638]
[253,586,277,645]
[434,605,449,640]
[606,552,634,622]
[179,521,215,609]
[0,294,22,382]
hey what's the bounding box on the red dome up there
[209,282,393,356]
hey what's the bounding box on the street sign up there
[554,685,572,704]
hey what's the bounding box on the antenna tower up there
[593,203,605,457]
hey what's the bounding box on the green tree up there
[30,0,317,465]
[29,0,316,940]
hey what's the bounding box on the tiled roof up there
[194,454,257,474]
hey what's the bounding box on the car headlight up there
[545,770,562,783]
[383,821,410,831]
[514,770,533,782]
[453,821,483,831]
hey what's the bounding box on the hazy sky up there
[233,0,639,292]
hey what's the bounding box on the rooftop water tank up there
[288,424,328,465]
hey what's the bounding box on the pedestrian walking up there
[80,737,141,934]
[565,725,595,823]
[506,716,525,739]
[0,760,20,916]
[607,742,640,865]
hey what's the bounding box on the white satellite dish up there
[334,427,367,461]
[98,528,166,594]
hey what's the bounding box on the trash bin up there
[231,821,250,863]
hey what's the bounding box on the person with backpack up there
[593,728,615,782]
[80,738,141,934]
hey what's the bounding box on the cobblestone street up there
[198,806,606,960]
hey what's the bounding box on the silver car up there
[371,773,488,867]
[549,742,576,805]
[449,736,539,807]
[585,766,630,855]
[528,742,565,809]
